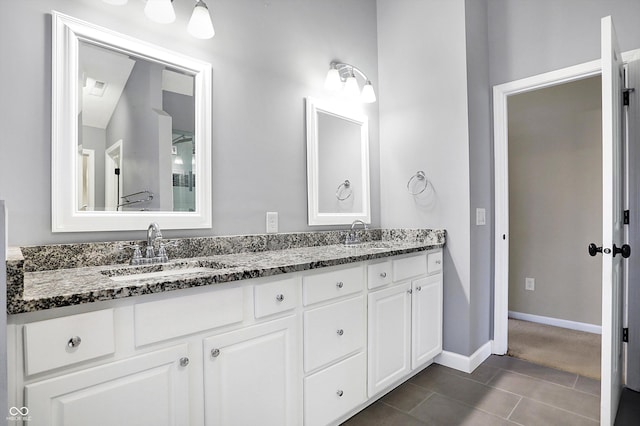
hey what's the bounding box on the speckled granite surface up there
[7,229,445,314]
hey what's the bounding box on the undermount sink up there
[101,261,232,282]
[107,267,214,282]
[345,241,395,250]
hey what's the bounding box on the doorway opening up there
[505,76,603,379]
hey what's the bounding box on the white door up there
[411,274,443,369]
[600,15,625,426]
[203,316,300,426]
[25,345,189,426]
[367,282,411,397]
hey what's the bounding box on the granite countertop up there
[7,229,445,314]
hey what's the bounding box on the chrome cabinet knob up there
[337,329,344,336]
[179,357,190,367]
[435,260,441,264]
[276,294,284,302]
[211,348,220,358]
[380,272,387,278]
[336,281,344,289]
[416,286,422,292]
[407,289,413,294]
[67,336,82,348]
[336,390,344,397]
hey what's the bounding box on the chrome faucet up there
[345,220,368,245]
[144,222,164,262]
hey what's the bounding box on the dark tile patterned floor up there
[343,355,600,425]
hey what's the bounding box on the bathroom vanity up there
[6,230,444,425]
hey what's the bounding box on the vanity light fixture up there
[102,0,215,39]
[324,61,376,103]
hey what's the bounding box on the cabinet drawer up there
[393,254,427,282]
[254,277,297,319]
[135,286,243,346]
[304,296,365,372]
[24,309,115,375]
[304,352,366,426]
[302,265,363,306]
[367,261,392,289]
[427,250,443,274]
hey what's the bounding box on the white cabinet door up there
[25,345,189,426]
[411,274,443,369]
[367,281,411,397]
[203,316,300,426]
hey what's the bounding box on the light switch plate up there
[266,212,278,233]
[525,277,535,291]
[476,208,486,226]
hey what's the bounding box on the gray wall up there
[377,0,474,356]
[465,0,493,354]
[488,0,640,86]
[508,77,603,326]
[0,0,380,245]
[0,201,7,421]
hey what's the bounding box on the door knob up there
[588,243,602,256]
[614,244,631,258]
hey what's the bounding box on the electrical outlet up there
[266,212,278,233]
[525,277,535,291]
[476,208,486,226]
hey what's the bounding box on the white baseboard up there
[508,311,601,335]
[435,341,493,374]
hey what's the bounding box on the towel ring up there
[407,171,428,195]
[336,180,352,201]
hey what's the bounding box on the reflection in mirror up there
[78,41,195,212]
[317,113,362,213]
[171,131,196,212]
[306,97,370,225]
[52,11,212,232]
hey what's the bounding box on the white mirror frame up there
[51,11,212,232]
[306,97,371,225]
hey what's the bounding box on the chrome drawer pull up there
[337,329,344,336]
[336,282,344,289]
[179,357,190,367]
[336,390,344,397]
[276,294,284,302]
[67,336,82,348]
[211,348,220,358]
[379,272,387,278]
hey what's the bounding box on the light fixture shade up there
[144,0,176,24]
[324,67,342,91]
[103,0,128,5]
[188,1,215,39]
[344,75,360,98]
[361,81,376,103]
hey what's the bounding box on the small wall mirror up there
[52,12,212,232]
[306,97,371,225]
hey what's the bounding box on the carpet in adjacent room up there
[507,318,601,379]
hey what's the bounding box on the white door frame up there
[492,49,640,355]
[105,139,123,211]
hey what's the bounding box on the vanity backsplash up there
[11,228,446,273]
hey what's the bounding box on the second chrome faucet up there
[128,222,169,265]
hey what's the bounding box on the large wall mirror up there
[52,12,212,232]
[306,97,370,225]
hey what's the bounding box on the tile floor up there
[343,355,600,425]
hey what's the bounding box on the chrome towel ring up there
[336,180,352,201]
[407,171,429,195]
